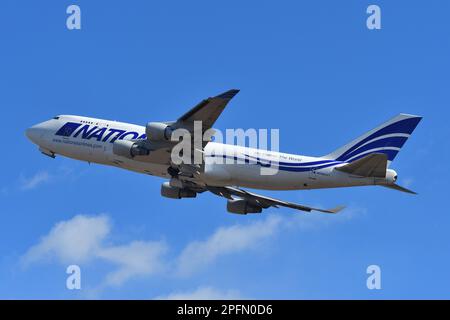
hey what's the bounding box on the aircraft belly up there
[118,160,170,178]
[202,163,232,186]
[106,150,170,178]
[211,163,311,190]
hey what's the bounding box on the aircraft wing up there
[166,89,240,178]
[177,89,240,132]
[137,89,239,167]
[207,186,345,214]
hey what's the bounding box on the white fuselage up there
[26,115,394,191]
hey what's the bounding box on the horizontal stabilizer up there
[383,184,417,195]
[335,153,387,178]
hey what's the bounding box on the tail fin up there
[325,114,422,166]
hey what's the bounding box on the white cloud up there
[22,205,362,292]
[155,286,242,300]
[17,166,81,192]
[98,241,167,286]
[22,214,284,287]
[21,214,167,288]
[22,215,110,265]
[177,215,282,276]
[20,171,50,190]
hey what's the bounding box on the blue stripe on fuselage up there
[207,154,342,172]
[244,154,337,167]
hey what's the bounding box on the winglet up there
[215,89,240,100]
[316,205,346,214]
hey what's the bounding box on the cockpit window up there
[53,116,60,120]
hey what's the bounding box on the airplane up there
[25,89,422,215]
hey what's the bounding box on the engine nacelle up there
[112,140,149,159]
[227,199,262,215]
[146,122,173,141]
[161,182,196,199]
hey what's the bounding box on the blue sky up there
[0,0,449,299]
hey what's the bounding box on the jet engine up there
[227,199,262,214]
[146,122,174,141]
[112,140,149,159]
[161,182,196,199]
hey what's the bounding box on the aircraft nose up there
[25,124,45,144]
[25,127,35,140]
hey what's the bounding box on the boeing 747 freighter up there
[26,90,421,214]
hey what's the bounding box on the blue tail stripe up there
[338,136,408,161]
[346,149,399,163]
[336,117,421,160]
